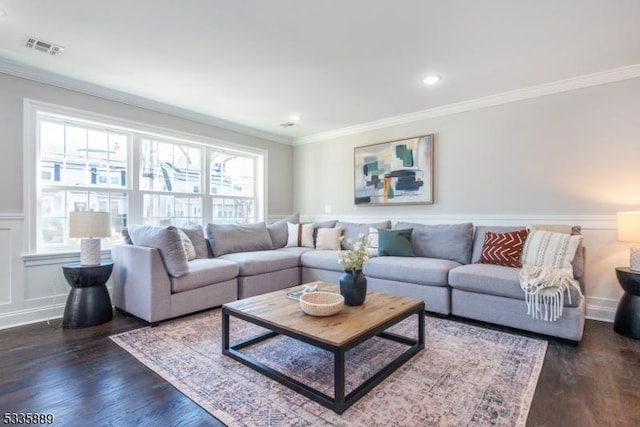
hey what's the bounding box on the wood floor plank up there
[1,310,639,426]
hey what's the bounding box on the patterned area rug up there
[111,309,547,426]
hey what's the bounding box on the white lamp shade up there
[69,211,111,238]
[617,212,640,243]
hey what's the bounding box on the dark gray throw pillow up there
[396,222,473,265]
[206,222,274,257]
[179,225,209,259]
[127,225,190,277]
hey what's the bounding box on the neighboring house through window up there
[25,100,266,254]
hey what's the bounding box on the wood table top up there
[223,281,424,347]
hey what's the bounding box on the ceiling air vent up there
[25,37,65,56]
[280,122,295,128]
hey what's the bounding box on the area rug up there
[111,310,547,426]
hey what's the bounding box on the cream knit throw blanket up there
[519,228,583,322]
[519,265,581,322]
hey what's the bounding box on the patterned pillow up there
[477,229,529,268]
[520,229,582,273]
[286,223,315,248]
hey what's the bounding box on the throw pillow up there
[178,229,196,261]
[315,227,343,250]
[378,228,414,257]
[366,227,380,257]
[395,222,473,265]
[477,229,528,268]
[206,222,273,257]
[520,229,582,273]
[286,222,315,248]
[336,220,391,249]
[179,225,208,259]
[127,225,190,277]
[267,213,300,248]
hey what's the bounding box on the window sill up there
[22,249,112,267]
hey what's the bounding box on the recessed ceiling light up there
[289,114,303,121]
[423,75,441,85]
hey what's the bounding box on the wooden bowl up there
[299,292,344,317]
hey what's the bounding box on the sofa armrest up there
[111,244,172,323]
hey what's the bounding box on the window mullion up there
[128,132,144,225]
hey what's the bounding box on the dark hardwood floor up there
[1,310,639,427]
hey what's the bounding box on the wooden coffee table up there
[222,282,425,414]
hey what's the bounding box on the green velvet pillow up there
[378,228,414,257]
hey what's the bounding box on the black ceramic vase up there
[339,270,367,306]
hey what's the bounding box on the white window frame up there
[24,99,267,258]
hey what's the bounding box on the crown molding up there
[0,58,293,146]
[294,64,640,145]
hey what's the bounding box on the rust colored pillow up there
[477,229,529,268]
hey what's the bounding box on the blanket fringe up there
[520,265,581,322]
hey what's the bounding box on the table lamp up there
[617,211,640,271]
[69,211,111,266]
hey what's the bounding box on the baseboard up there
[0,303,65,330]
[586,296,617,323]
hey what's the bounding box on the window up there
[38,119,129,250]
[210,151,256,224]
[26,100,265,254]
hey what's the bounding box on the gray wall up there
[293,77,640,217]
[292,77,640,321]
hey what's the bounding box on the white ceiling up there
[1,1,639,144]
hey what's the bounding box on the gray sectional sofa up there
[111,216,585,341]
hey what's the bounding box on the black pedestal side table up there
[62,262,114,328]
[613,267,640,340]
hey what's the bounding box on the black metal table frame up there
[222,302,425,414]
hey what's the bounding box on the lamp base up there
[80,238,102,266]
[631,244,640,272]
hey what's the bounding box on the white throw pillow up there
[521,229,582,273]
[315,227,342,250]
[286,222,315,248]
[178,229,196,261]
[366,227,380,257]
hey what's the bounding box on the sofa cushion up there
[301,250,343,272]
[336,220,391,249]
[449,263,581,306]
[477,228,528,268]
[170,258,239,293]
[206,222,273,257]
[396,222,473,265]
[179,225,209,259]
[378,228,414,257]
[364,256,460,286]
[315,227,342,250]
[127,225,190,277]
[218,250,300,276]
[267,213,300,248]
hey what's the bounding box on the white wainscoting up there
[0,214,113,330]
